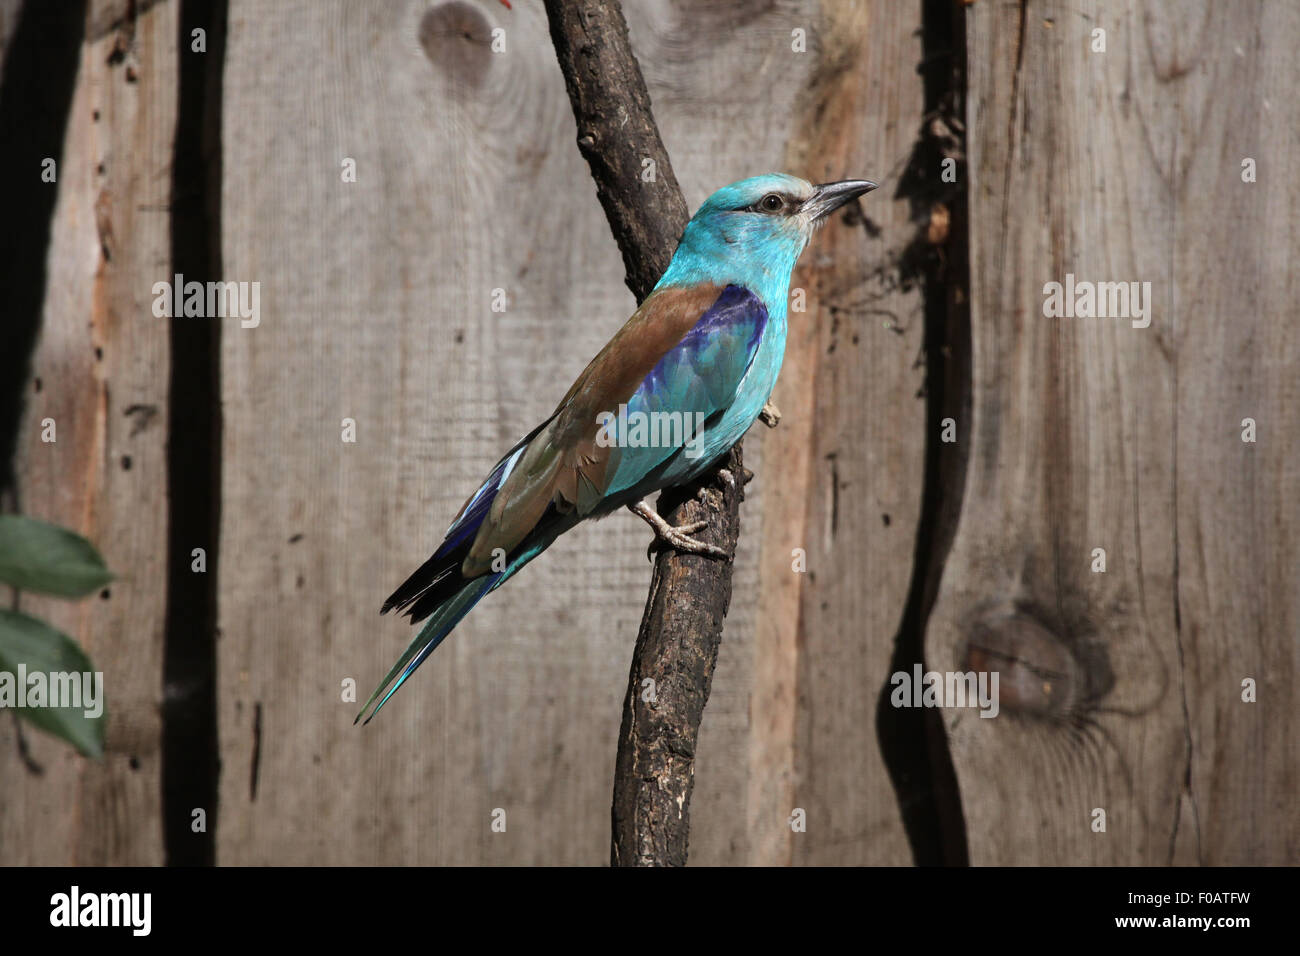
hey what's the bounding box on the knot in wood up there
[419,2,492,89]
[961,602,1080,720]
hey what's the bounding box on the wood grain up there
[741,0,928,866]
[215,0,922,865]
[927,0,1298,864]
[12,0,1287,869]
[0,0,174,864]
[543,0,744,866]
[1164,0,1299,864]
[542,0,689,299]
[620,0,926,866]
[218,0,659,865]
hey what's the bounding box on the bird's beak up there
[803,179,878,221]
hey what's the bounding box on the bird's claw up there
[645,520,730,562]
[628,501,731,561]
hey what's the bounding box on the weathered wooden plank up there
[730,0,927,866]
[217,0,660,865]
[602,0,922,865]
[0,0,174,864]
[928,0,1298,864]
[216,0,918,865]
[623,0,818,865]
[1165,0,1299,864]
[622,0,923,868]
[785,0,928,867]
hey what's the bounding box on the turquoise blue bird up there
[358,173,876,723]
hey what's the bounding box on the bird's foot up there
[696,466,742,500]
[759,402,781,428]
[627,501,731,561]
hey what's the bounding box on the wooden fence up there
[0,0,1293,865]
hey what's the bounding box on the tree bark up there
[543,0,746,866]
[543,0,687,297]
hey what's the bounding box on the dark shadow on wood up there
[875,0,971,867]
[0,0,88,498]
[162,0,227,866]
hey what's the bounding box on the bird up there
[357,173,877,724]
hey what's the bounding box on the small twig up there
[12,711,44,775]
[544,0,746,866]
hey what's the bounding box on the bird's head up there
[659,173,877,298]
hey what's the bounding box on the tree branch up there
[543,0,746,866]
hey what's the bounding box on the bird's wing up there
[605,283,769,495]
[461,282,767,575]
[378,417,553,619]
[366,283,767,722]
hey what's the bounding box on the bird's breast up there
[689,310,787,467]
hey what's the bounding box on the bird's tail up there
[359,417,576,723]
[355,572,499,725]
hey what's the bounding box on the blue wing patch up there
[602,285,767,495]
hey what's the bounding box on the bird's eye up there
[759,193,784,212]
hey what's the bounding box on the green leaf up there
[0,609,105,758]
[0,514,114,598]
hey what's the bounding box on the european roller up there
[358,173,876,723]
